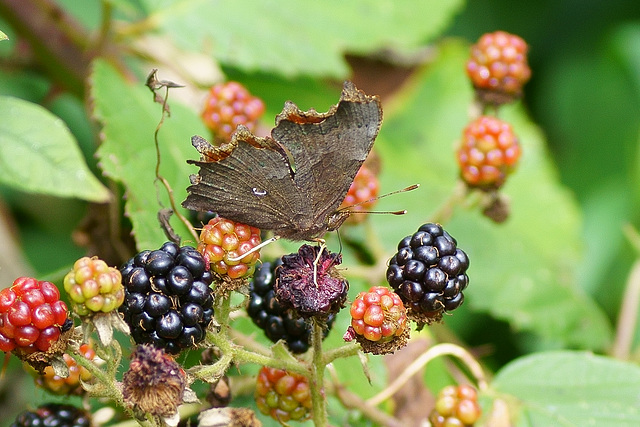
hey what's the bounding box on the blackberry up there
[466,30,531,105]
[247,260,335,354]
[198,216,262,280]
[119,242,214,354]
[347,286,409,355]
[386,223,469,325]
[429,384,482,427]
[339,161,380,225]
[63,257,125,316]
[33,343,95,395]
[201,81,265,142]
[254,366,312,422]
[457,116,520,190]
[10,403,91,427]
[0,277,69,354]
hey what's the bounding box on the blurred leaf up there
[0,96,110,202]
[90,59,208,250]
[371,39,611,349]
[489,351,640,427]
[142,0,465,78]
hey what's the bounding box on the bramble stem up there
[310,319,328,426]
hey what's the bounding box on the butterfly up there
[182,81,382,241]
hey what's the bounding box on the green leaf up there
[90,59,208,250]
[0,96,110,202]
[143,0,465,78]
[490,351,640,426]
[371,39,611,349]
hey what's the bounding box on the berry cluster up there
[198,217,262,280]
[339,162,380,224]
[247,260,335,354]
[119,242,214,355]
[350,286,407,343]
[386,223,469,324]
[201,81,265,141]
[34,343,95,395]
[466,30,531,104]
[0,277,69,354]
[255,366,312,422]
[10,403,91,427]
[63,257,125,316]
[456,116,521,190]
[429,384,482,427]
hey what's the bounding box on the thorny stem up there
[366,343,488,407]
[310,319,328,426]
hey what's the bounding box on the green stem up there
[71,346,154,427]
[310,319,328,426]
[322,341,361,365]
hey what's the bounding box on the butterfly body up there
[182,81,382,241]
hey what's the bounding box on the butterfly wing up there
[182,130,312,236]
[271,81,382,226]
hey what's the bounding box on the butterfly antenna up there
[226,235,280,263]
[338,184,419,215]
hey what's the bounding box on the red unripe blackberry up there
[32,343,95,395]
[247,259,336,354]
[255,366,312,422]
[339,162,380,224]
[456,116,520,190]
[63,257,125,316]
[198,216,262,279]
[466,30,531,104]
[119,242,214,355]
[201,81,265,142]
[386,224,469,325]
[0,277,69,354]
[429,384,482,427]
[10,403,91,427]
[350,286,407,343]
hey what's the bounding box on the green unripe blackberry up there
[63,257,125,316]
[255,366,312,422]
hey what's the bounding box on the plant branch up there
[366,343,488,407]
[612,259,640,360]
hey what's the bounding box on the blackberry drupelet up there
[119,242,214,354]
[386,223,469,325]
[247,259,335,354]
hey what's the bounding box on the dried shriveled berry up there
[247,259,336,353]
[274,245,348,319]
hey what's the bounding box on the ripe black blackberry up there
[247,259,335,353]
[386,223,469,325]
[119,242,215,354]
[10,403,91,427]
